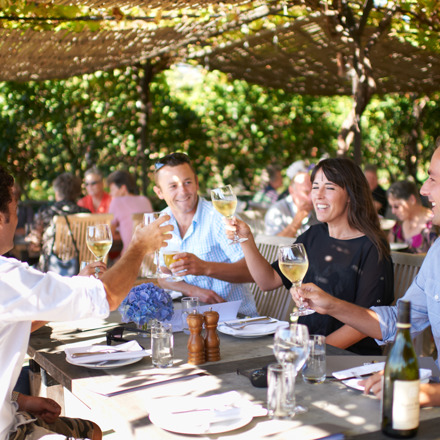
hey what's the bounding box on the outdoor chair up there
[53,213,113,264]
[249,235,294,322]
[389,251,433,357]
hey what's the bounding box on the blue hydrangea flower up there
[118,283,174,326]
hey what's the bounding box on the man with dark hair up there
[153,152,258,316]
[78,166,111,214]
[0,165,172,440]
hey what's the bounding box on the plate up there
[390,242,409,251]
[217,320,288,338]
[149,409,253,435]
[66,356,144,369]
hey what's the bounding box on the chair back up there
[53,213,114,264]
[249,236,294,321]
[390,251,433,357]
[391,251,425,304]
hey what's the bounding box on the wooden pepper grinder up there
[187,312,206,365]
[203,308,221,362]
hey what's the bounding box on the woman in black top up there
[230,158,393,355]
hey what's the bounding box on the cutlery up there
[329,372,375,381]
[71,350,126,358]
[222,317,274,330]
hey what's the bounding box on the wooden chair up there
[390,251,433,357]
[53,213,113,264]
[248,236,294,321]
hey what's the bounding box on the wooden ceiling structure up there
[0,0,439,97]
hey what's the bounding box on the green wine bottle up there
[382,300,419,438]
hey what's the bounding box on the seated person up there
[0,164,172,440]
[78,165,112,213]
[107,170,153,256]
[364,164,388,216]
[26,173,90,272]
[228,157,394,355]
[251,164,283,209]
[387,180,438,253]
[153,152,258,317]
[264,167,317,237]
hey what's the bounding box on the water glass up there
[302,334,326,384]
[181,297,200,334]
[151,322,174,368]
[267,363,296,419]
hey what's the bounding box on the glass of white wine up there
[144,212,168,279]
[86,224,113,277]
[278,243,314,318]
[211,184,247,244]
[162,247,184,282]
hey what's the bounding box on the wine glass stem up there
[154,250,161,276]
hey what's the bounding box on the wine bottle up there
[382,300,419,438]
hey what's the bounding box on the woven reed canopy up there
[1,1,440,96]
[196,15,440,95]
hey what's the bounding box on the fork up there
[223,319,275,330]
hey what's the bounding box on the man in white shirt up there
[264,169,316,237]
[0,165,172,440]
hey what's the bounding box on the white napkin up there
[65,340,151,365]
[150,391,266,432]
[218,319,289,336]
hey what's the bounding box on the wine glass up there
[273,324,310,414]
[162,246,184,282]
[278,243,315,318]
[144,212,168,278]
[86,224,113,277]
[211,184,247,244]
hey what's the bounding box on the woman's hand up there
[224,217,253,242]
[79,261,107,279]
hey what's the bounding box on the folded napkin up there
[218,319,289,336]
[65,340,151,365]
[149,391,266,433]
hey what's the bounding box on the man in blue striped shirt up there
[153,153,258,317]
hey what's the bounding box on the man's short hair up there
[0,165,15,220]
[266,164,282,182]
[107,170,139,195]
[154,152,195,183]
[364,164,378,174]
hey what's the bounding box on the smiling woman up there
[227,157,394,355]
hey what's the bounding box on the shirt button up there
[435,295,439,300]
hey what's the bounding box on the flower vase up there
[136,319,159,337]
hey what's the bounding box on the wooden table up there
[28,313,440,440]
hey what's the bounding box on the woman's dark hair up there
[53,173,82,202]
[311,157,389,260]
[107,170,138,195]
[0,165,14,220]
[387,180,421,204]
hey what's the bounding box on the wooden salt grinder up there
[187,312,205,365]
[203,309,221,362]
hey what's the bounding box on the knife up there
[222,316,272,326]
[71,350,126,358]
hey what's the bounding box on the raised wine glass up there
[278,243,315,318]
[162,246,184,282]
[86,224,113,277]
[211,185,247,244]
[144,212,168,278]
[273,323,310,414]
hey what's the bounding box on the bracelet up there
[11,391,19,402]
